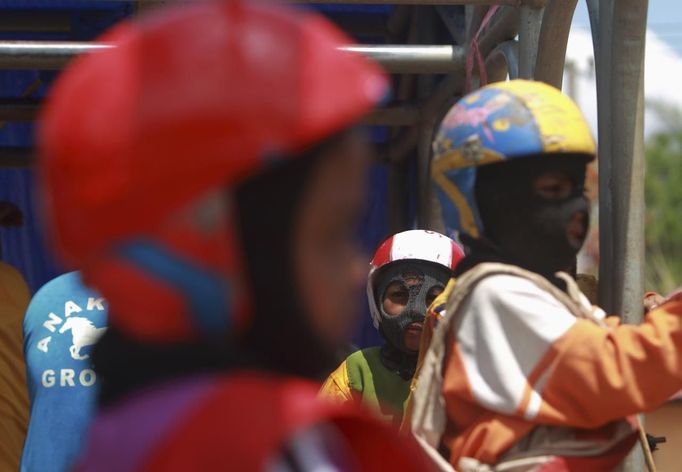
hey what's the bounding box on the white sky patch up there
[563,25,682,137]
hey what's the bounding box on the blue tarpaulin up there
[0,1,416,349]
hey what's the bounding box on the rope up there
[465,5,500,93]
[636,416,658,472]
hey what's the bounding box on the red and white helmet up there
[367,230,464,328]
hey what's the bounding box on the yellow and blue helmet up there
[431,79,595,238]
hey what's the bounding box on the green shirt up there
[322,346,411,427]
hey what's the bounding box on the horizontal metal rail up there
[0,147,33,167]
[0,41,113,70]
[0,41,465,74]
[363,106,420,126]
[0,98,40,121]
[340,45,465,73]
[0,12,72,33]
[0,98,419,127]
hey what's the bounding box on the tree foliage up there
[645,103,682,293]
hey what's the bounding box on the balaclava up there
[374,261,450,379]
[234,136,348,380]
[471,154,590,281]
[93,136,351,404]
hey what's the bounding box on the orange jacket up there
[411,265,682,469]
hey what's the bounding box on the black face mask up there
[474,155,590,278]
[375,262,450,353]
[92,139,347,406]
[234,133,354,380]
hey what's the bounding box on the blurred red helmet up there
[367,230,463,328]
[38,1,387,342]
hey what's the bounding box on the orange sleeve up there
[534,300,682,428]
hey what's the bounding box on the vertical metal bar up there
[416,117,436,229]
[517,4,544,79]
[533,0,578,88]
[388,159,410,234]
[415,6,437,229]
[591,0,614,310]
[436,5,466,45]
[485,40,519,81]
[593,0,649,469]
[416,73,463,230]
[597,0,648,319]
[388,6,418,234]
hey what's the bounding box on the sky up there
[565,2,682,137]
[572,1,682,58]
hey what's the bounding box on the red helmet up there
[38,2,387,342]
[367,230,463,328]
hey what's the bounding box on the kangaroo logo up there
[58,317,107,360]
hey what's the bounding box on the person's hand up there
[644,289,682,313]
[643,292,666,313]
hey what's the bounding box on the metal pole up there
[485,40,519,82]
[0,99,40,122]
[533,0,578,88]
[597,1,648,321]
[386,8,419,235]
[416,116,436,229]
[0,147,33,167]
[414,6,438,230]
[340,45,466,74]
[436,5,467,45]
[417,73,463,229]
[362,107,420,127]
[388,159,410,234]
[590,0,613,309]
[0,41,113,69]
[477,6,519,59]
[592,0,649,470]
[518,4,544,79]
[0,12,71,33]
[0,98,420,126]
[0,41,467,74]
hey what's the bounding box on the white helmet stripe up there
[389,230,453,268]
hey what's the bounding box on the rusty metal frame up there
[0,4,651,358]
